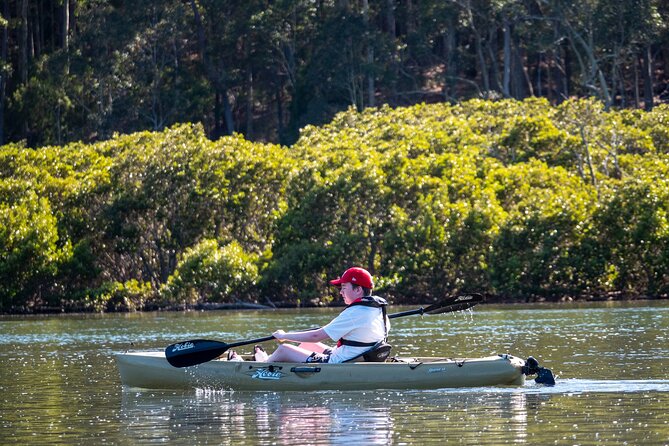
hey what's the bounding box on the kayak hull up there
[116,351,527,391]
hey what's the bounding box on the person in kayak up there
[254,267,390,363]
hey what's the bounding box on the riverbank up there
[4,293,667,315]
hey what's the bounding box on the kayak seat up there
[345,341,392,363]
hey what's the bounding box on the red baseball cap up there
[329,267,374,289]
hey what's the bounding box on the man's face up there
[339,282,361,304]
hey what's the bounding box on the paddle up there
[165,292,483,368]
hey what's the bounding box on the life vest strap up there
[338,338,378,347]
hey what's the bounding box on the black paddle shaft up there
[165,293,483,368]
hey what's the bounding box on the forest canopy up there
[1,98,669,312]
[1,0,668,148]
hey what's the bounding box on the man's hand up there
[272,329,287,341]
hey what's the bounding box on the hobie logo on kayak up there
[455,295,474,302]
[252,368,283,380]
[171,342,195,352]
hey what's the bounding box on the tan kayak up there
[115,351,550,391]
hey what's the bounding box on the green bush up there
[2,99,669,311]
[162,239,259,305]
[77,279,153,312]
[0,191,69,311]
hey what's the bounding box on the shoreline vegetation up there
[2,98,669,314]
[7,295,668,316]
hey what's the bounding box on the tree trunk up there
[551,22,569,102]
[385,0,398,101]
[562,39,571,101]
[246,67,253,139]
[502,19,511,97]
[362,0,374,107]
[642,44,653,111]
[37,1,44,54]
[56,102,62,145]
[32,2,41,57]
[189,0,234,137]
[564,19,611,106]
[633,55,640,108]
[276,88,284,144]
[0,0,8,145]
[385,0,395,36]
[49,0,55,52]
[473,26,489,92]
[512,37,532,99]
[214,92,222,138]
[19,0,28,83]
[486,25,502,92]
[442,16,457,101]
[536,52,543,97]
[62,0,69,51]
[614,51,624,107]
[405,0,414,35]
[28,10,33,59]
[546,50,554,102]
[188,0,207,64]
[222,91,234,135]
[366,50,375,107]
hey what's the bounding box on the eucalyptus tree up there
[538,0,661,108]
[1,6,8,145]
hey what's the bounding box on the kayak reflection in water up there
[253,267,390,364]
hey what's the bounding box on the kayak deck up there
[116,351,530,391]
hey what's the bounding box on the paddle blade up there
[165,339,230,368]
[424,293,483,315]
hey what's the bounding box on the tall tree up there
[18,0,28,84]
[0,1,8,144]
[1,0,668,148]
[188,0,233,136]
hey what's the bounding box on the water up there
[1,301,668,445]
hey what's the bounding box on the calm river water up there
[1,301,668,445]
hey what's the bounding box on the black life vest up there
[337,295,389,347]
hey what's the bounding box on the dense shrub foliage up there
[1,99,668,312]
